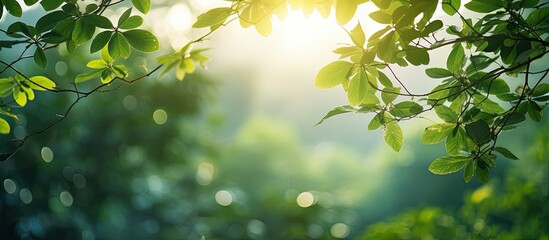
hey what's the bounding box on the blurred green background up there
[1,1,548,239]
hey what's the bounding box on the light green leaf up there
[369,11,392,24]
[447,44,465,74]
[122,29,159,52]
[0,117,10,134]
[315,105,356,126]
[29,76,56,90]
[383,121,403,152]
[464,0,502,13]
[446,127,469,155]
[315,61,353,89]
[421,123,456,144]
[86,59,107,69]
[75,69,103,83]
[428,155,470,175]
[350,22,365,47]
[435,105,458,122]
[335,0,358,24]
[381,87,400,104]
[368,112,390,130]
[347,68,369,106]
[13,87,27,106]
[192,7,232,28]
[131,0,150,14]
[389,101,423,118]
[442,0,461,16]
[473,94,505,114]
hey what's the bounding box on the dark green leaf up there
[4,0,22,17]
[90,31,112,53]
[23,0,39,6]
[463,160,475,183]
[465,120,491,145]
[494,146,519,160]
[72,19,95,46]
[422,123,455,144]
[131,0,150,14]
[36,10,68,33]
[119,15,143,29]
[33,47,47,68]
[527,101,543,122]
[40,0,64,11]
[368,112,390,130]
[82,14,113,29]
[423,20,443,34]
[428,155,470,175]
[405,47,430,66]
[122,29,159,52]
[425,68,453,78]
[475,162,490,183]
[315,105,355,126]
[526,7,549,27]
[118,8,132,26]
[383,121,403,152]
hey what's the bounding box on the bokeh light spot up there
[3,179,17,194]
[330,223,350,239]
[41,146,54,163]
[153,109,168,125]
[296,191,315,208]
[55,61,68,76]
[247,219,266,239]
[19,188,33,204]
[60,191,74,207]
[73,174,87,189]
[196,162,214,185]
[215,190,233,206]
[123,95,138,111]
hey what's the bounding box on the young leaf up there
[368,112,390,130]
[315,61,353,89]
[192,7,232,28]
[347,68,369,106]
[13,87,27,106]
[75,69,102,83]
[29,76,56,90]
[131,0,150,14]
[494,146,519,160]
[421,123,455,144]
[428,155,470,175]
[315,105,355,126]
[122,29,159,52]
[350,22,365,47]
[0,117,10,134]
[369,11,392,24]
[335,0,358,24]
[383,121,403,152]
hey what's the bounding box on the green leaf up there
[131,0,150,14]
[23,0,38,6]
[40,0,63,10]
[526,7,549,27]
[335,0,358,24]
[75,69,102,83]
[315,105,355,126]
[112,64,128,78]
[527,101,543,122]
[435,105,458,122]
[372,0,391,9]
[473,94,505,114]
[348,68,369,106]
[447,44,465,74]
[463,160,475,183]
[442,0,461,16]
[494,146,519,160]
[90,31,112,53]
[369,11,392,24]
[389,101,423,118]
[446,127,470,155]
[477,78,510,95]
[108,32,131,59]
[33,47,47,68]
[465,120,491,145]
[421,123,455,144]
[423,20,443,35]
[72,19,95,46]
[122,29,159,52]
[381,87,400,104]
[405,47,430,66]
[36,10,68,33]
[377,71,393,88]
[425,68,453,78]
[350,22,365,47]
[118,8,132,26]
[368,112,390,130]
[192,7,232,28]
[29,76,56,90]
[119,15,143,29]
[475,162,490,183]
[13,87,27,106]
[315,61,353,89]
[383,121,403,152]
[428,155,470,175]
[532,83,549,97]
[86,59,107,69]
[0,117,9,134]
[82,14,113,29]
[4,0,22,17]
[464,0,502,13]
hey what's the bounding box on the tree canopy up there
[1,0,548,183]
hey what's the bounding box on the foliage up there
[1,0,548,184]
[188,0,549,182]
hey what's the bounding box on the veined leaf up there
[193,7,232,28]
[442,0,461,16]
[350,22,365,47]
[29,76,56,90]
[315,105,356,126]
[390,101,423,118]
[421,123,456,144]
[131,0,150,14]
[494,146,519,160]
[75,69,102,83]
[381,87,400,105]
[465,120,491,145]
[435,105,458,122]
[315,61,353,89]
[383,121,403,152]
[348,68,369,106]
[33,47,47,68]
[108,32,131,59]
[463,160,475,183]
[122,29,159,52]
[428,155,470,175]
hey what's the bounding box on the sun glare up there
[277,11,337,51]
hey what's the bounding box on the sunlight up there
[277,11,336,51]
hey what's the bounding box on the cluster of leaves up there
[188,0,549,182]
[0,1,159,138]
